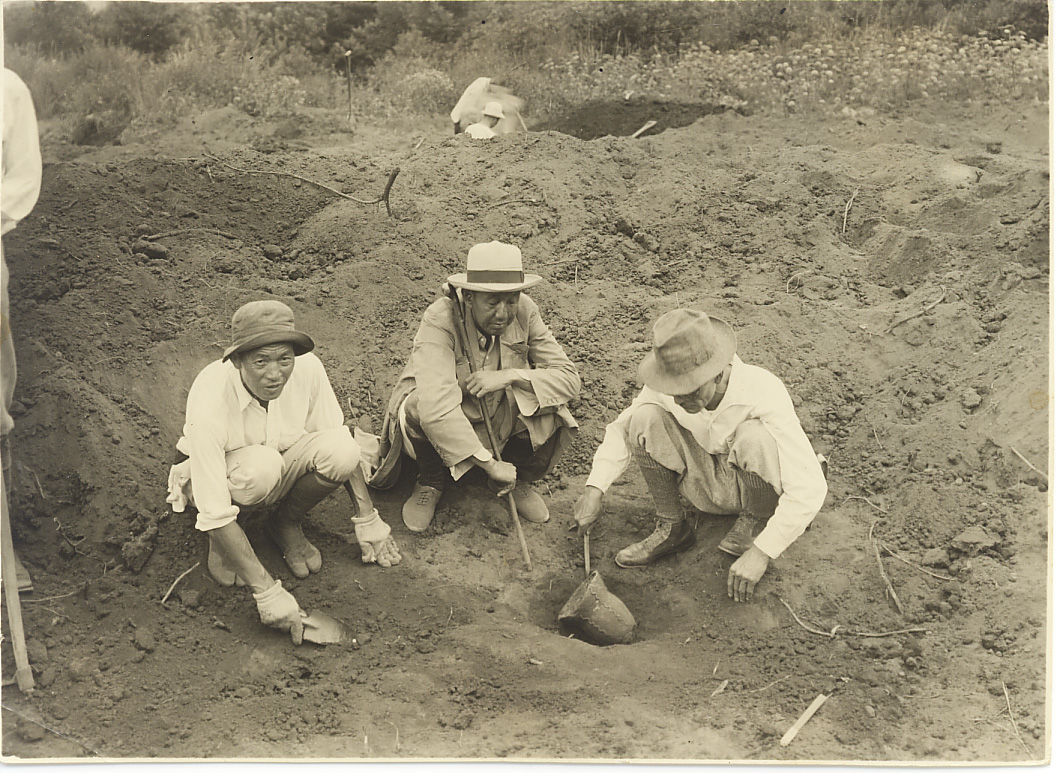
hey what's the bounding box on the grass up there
[6,21,1047,140]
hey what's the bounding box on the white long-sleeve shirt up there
[2,68,42,236]
[585,355,827,559]
[175,353,345,530]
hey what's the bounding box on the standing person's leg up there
[400,392,450,532]
[1,250,31,592]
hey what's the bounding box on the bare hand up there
[482,458,517,496]
[466,370,512,398]
[574,486,604,535]
[727,544,770,603]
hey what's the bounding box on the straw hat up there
[222,300,314,361]
[447,241,541,293]
[639,309,736,394]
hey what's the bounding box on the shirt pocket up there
[500,340,530,369]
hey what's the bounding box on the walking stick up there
[447,286,532,570]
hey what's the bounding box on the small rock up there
[233,686,253,700]
[132,239,169,261]
[959,389,982,411]
[26,639,49,665]
[131,651,145,663]
[921,548,950,568]
[951,526,997,554]
[38,667,58,688]
[358,633,372,645]
[262,244,283,260]
[134,629,157,653]
[836,404,858,421]
[18,721,46,743]
[121,524,158,573]
[67,658,96,682]
[636,259,658,279]
[179,589,201,609]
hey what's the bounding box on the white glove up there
[351,509,403,567]
[253,580,304,645]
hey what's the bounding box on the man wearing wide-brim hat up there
[166,300,401,644]
[373,241,580,533]
[574,308,827,602]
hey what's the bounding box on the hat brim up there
[223,331,315,361]
[638,317,736,395]
[447,273,542,293]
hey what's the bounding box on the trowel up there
[301,610,353,645]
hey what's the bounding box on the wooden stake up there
[1,474,34,691]
[781,693,828,746]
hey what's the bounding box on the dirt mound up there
[0,100,1048,761]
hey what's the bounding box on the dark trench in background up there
[537,99,736,140]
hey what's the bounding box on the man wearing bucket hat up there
[373,241,580,533]
[166,300,401,644]
[464,102,505,140]
[574,308,827,602]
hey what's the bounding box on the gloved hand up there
[253,580,304,645]
[352,509,403,567]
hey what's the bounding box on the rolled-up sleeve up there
[184,376,240,531]
[752,413,828,559]
[509,297,580,417]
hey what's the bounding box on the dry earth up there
[0,95,1050,762]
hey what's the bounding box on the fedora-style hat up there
[447,241,542,293]
[639,309,736,394]
[222,300,315,361]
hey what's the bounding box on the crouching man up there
[574,309,827,602]
[373,241,580,532]
[167,300,401,643]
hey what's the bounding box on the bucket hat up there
[639,309,736,394]
[482,101,505,119]
[222,300,314,361]
[447,241,542,293]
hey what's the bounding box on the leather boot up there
[267,471,338,578]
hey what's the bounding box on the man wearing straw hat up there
[166,300,401,644]
[574,308,827,603]
[464,102,505,140]
[374,241,580,533]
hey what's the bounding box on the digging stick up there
[344,51,354,123]
[780,693,828,746]
[1,474,34,692]
[447,287,532,570]
[583,532,590,577]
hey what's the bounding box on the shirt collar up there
[227,361,258,411]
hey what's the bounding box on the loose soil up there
[0,97,1049,762]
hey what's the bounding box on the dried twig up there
[487,197,543,211]
[23,587,84,604]
[885,286,947,334]
[0,704,102,756]
[779,598,835,638]
[1009,446,1048,485]
[748,675,791,694]
[786,270,813,293]
[709,680,729,697]
[879,542,954,581]
[161,562,200,605]
[206,156,400,217]
[778,598,926,639]
[871,522,904,615]
[386,720,400,753]
[144,228,239,242]
[842,186,861,234]
[866,418,884,450]
[844,495,888,514]
[1002,682,1032,756]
